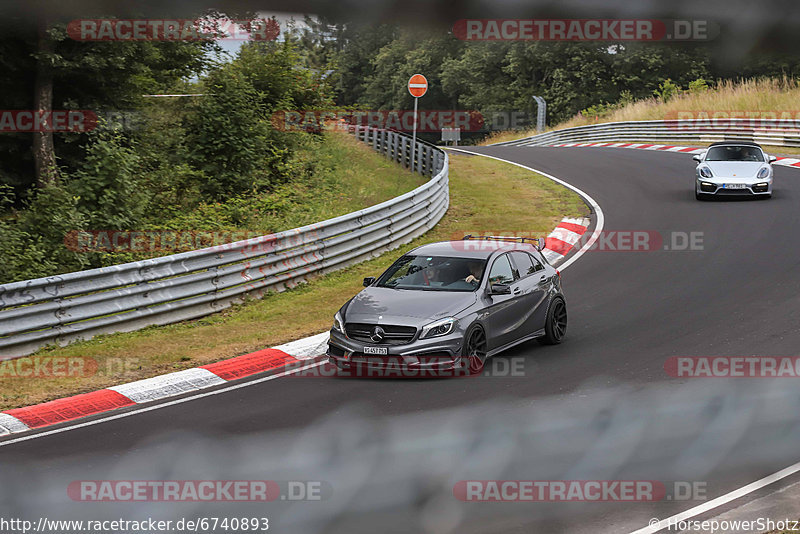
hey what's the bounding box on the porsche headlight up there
[699,166,713,179]
[757,167,770,179]
[420,317,456,339]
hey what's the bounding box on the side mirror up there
[363,277,376,287]
[769,155,777,163]
[490,283,511,295]
[692,154,702,163]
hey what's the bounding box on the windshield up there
[705,146,764,162]
[376,255,487,291]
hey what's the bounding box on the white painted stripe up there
[627,143,646,148]
[542,249,564,263]
[109,367,226,404]
[0,413,29,435]
[274,332,330,360]
[549,227,581,245]
[664,146,686,152]
[408,83,427,88]
[561,217,590,227]
[0,359,327,448]
[776,158,800,165]
[629,460,800,534]
[446,148,604,272]
[647,145,667,150]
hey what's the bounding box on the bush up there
[69,130,144,230]
[688,78,711,94]
[0,183,90,282]
[187,66,292,200]
[654,78,682,102]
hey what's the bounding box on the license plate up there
[723,183,746,189]
[363,346,388,355]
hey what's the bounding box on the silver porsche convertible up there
[694,141,776,200]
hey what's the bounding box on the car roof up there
[408,240,540,259]
[707,141,764,149]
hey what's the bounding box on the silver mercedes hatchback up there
[327,236,567,375]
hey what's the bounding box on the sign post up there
[532,95,547,132]
[408,74,428,166]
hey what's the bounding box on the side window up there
[530,253,544,272]
[510,251,537,277]
[488,254,515,285]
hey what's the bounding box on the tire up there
[463,326,488,375]
[538,297,567,345]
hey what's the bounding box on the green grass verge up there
[0,149,588,411]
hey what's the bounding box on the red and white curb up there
[546,141,800,169]
[543,217,591,265]
[0,333,330,436]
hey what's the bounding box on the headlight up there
[699,166,713,178]
[419,317,456,339]
[333,311,345,333]
[757,167,770,179]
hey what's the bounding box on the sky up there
[214,11,316,58]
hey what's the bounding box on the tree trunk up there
[33,17,58,187]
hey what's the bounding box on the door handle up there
[513,287,522,295]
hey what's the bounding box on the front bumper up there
[696,177,772,196]
[327,328,465,370]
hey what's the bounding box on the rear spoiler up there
[462,235,546,252]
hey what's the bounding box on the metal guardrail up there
[493,118,800,148]
[0,127,449,359]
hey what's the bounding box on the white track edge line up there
[629,460,800,534]
[446,148,604,271]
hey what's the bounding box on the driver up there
[465,261,483,285]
